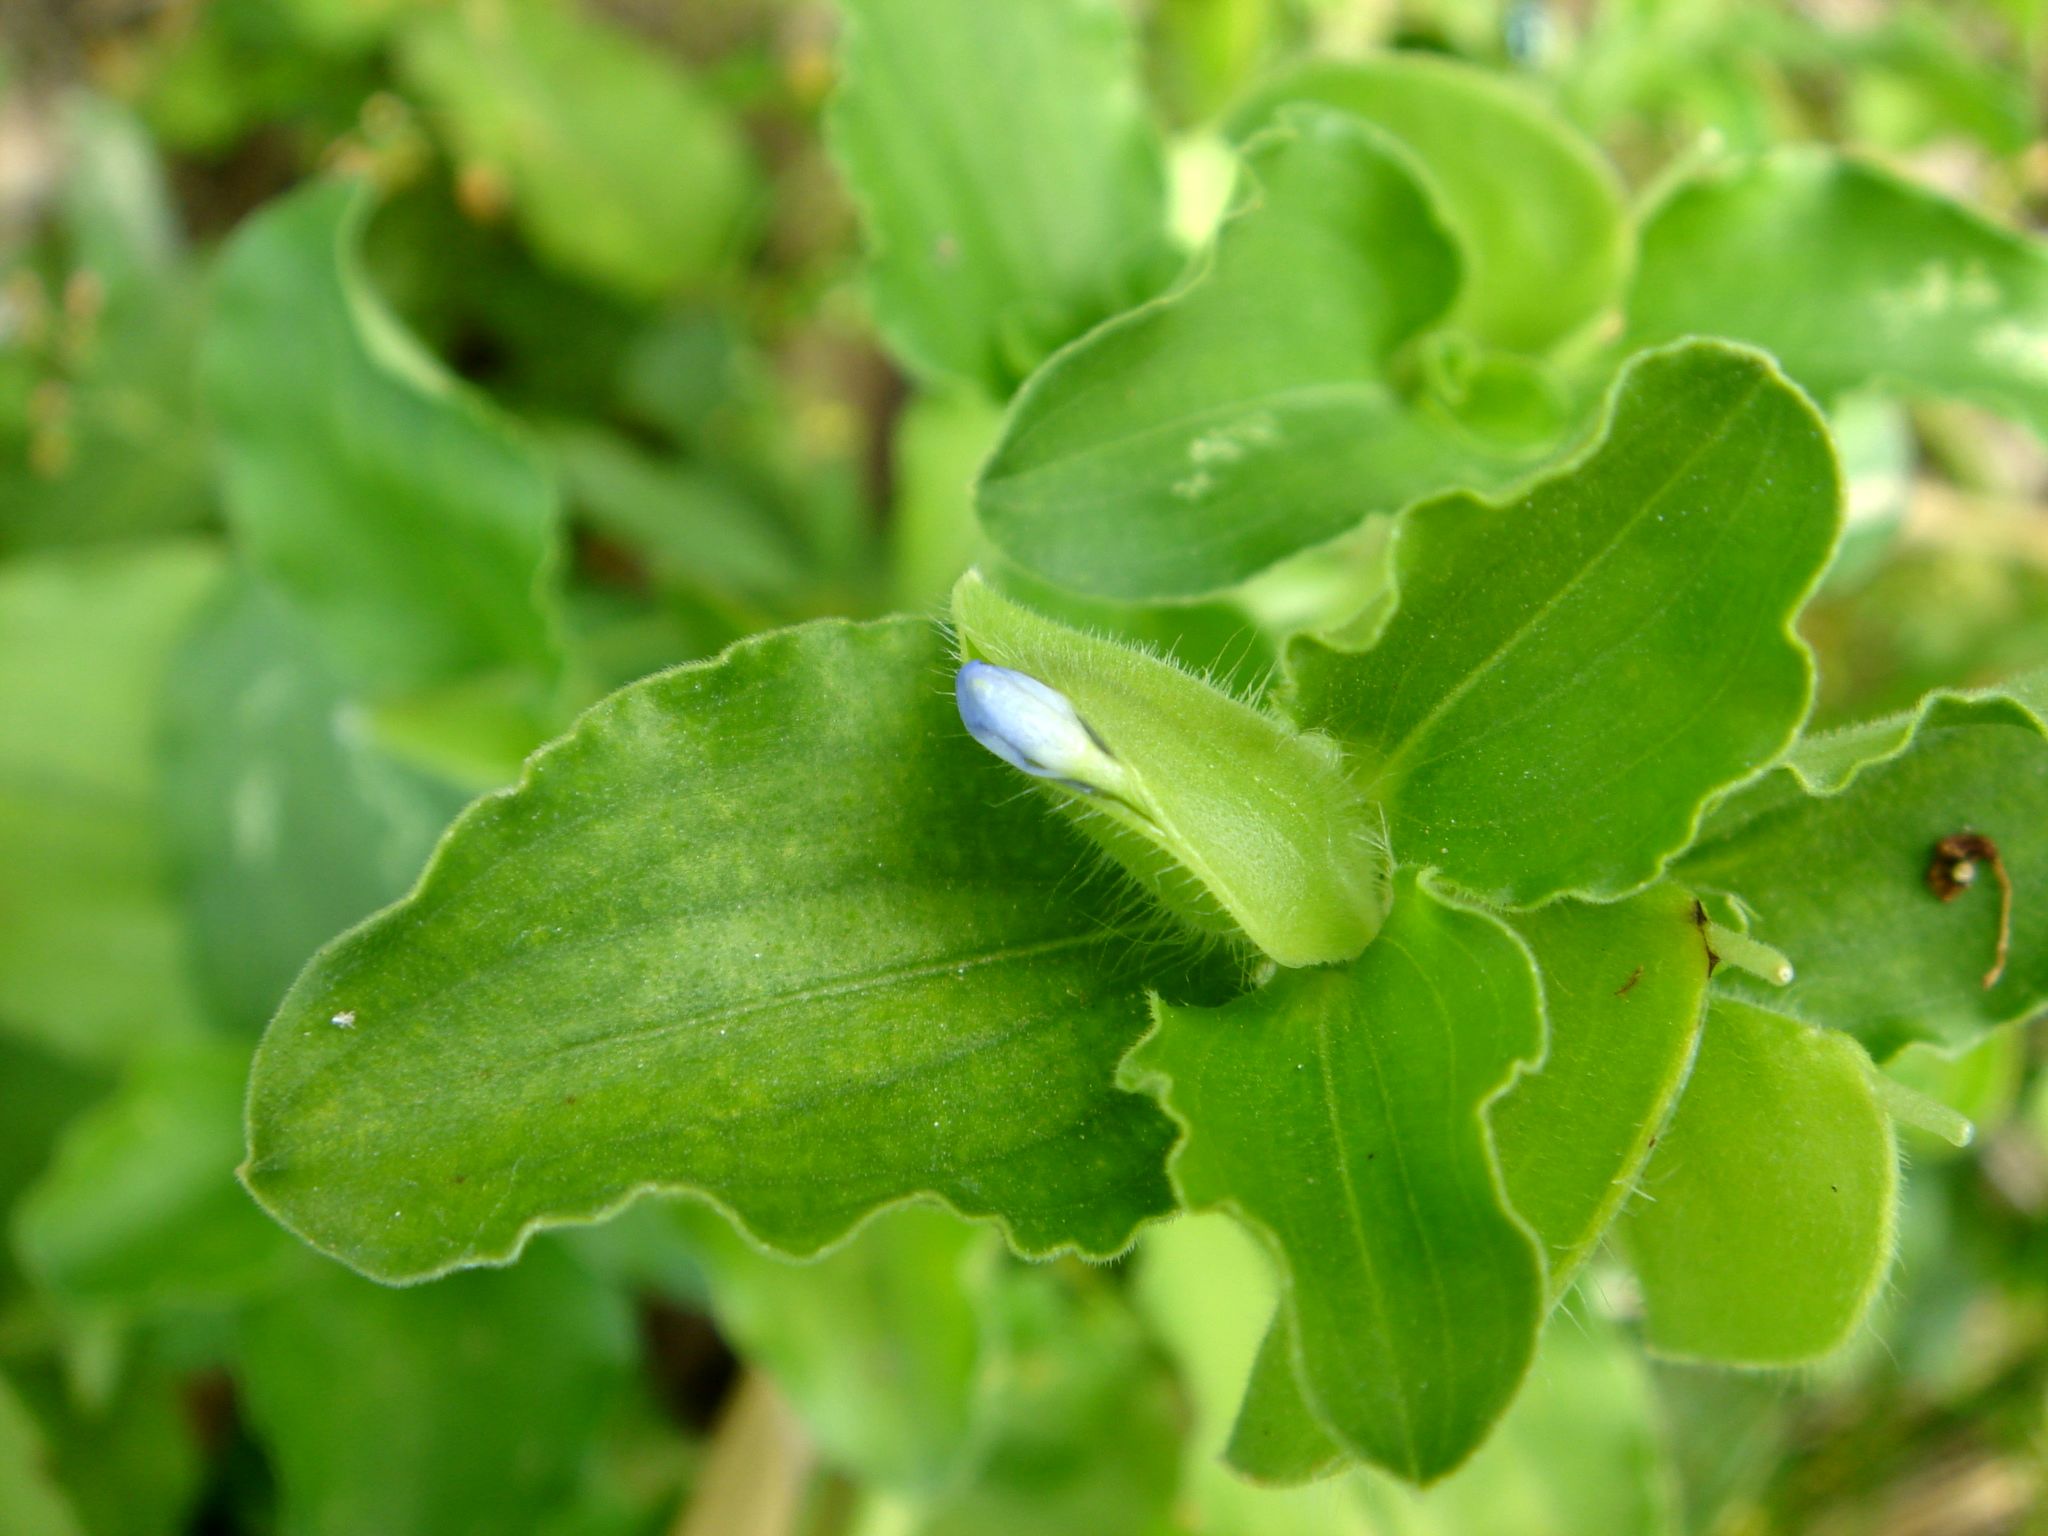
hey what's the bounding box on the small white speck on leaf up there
[331,1010,356,1029]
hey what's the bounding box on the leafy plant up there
[5,0,2047,1531]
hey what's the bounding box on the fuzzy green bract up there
[951,571,1389,968]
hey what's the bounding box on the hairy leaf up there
[1287,340,1840,907]
[397,0,752,299]
[828,0,1174,394]
[1126,871,1545,1484]
[952,570,1388,966]
[204,178,562,698]
[1628,149,2048,437]
[979,106,1528,600]
[1617,999,1897,1364]
[1493,885,1709,1291]
[1675,680,2048,1058]
[242,618,1179,1282]
[1232,55,1630,353]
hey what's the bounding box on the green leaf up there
[203,177,563,699]
[242,618,1179,1282]
[396,0,752,299]
[952,570,1389,967]
[978,105,1524,600]
[1125,871,1546,1484]
[1231,55,1631,353]
[1617,999,1897,1364]
[236,1242,634,1536]
[1627,149,2048,438]
[1227,1310,1346,1485]
[162,580,469,1032]
[0,543,219,1061]
[827,0,1174,394]
[15,1041,294,1311]
[1492,885,1710,1292]
[1673,681,2048,1058]
[0,1373,84,1536]
[672,1202,984,1493]
[1286,340,1840,907]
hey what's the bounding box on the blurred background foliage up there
[0,1,2045,1533]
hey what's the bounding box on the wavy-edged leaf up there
[0,543,218,1061]
[1287,340,1840,907]
[397,0,752,299]
[1675,679,2048,1059]
[1617,999,1897,1365]
[1232,55,1631,353]
[1218,893,1703,1484]
[979,105,1526,600]
[242,618,1179,1282]
[952,570,1389,967]
[828,0,1174,395]
[15,1041,293,1311]
[237,1242,634,1535]
[1125,871,1545,1484]
[204,177,562,698]
[1493,884,1709,1292]
[1628,149,2048,438]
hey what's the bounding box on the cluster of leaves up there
[3,0,2048,1533]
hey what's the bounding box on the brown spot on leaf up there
[1927,832,2013,988]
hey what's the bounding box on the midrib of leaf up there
[543,934,1103,1058]
[1360,372,1770,797]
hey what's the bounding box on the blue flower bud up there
[955,661,1127,795]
